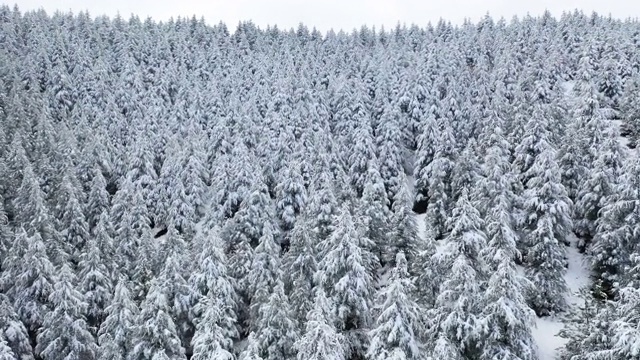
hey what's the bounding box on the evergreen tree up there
[11,229,56,337]
[78,235,113,334]
[188,227,238,354]
[317,206,377,360]
[0,331,16,360]
[190,295,236,360]
[35,264,97,360]
[247,221,281,331]
[129,277,187,360]
[423,124,456,239]
[360,166,391,265]
[284,214,318,327]
[157,225,193,352]
[367,252,422,360]
[591,154,640,297]
[389,178,420,267]
[97,277,138,360]
[12,162,61,264]
[522,145,571,315]
[55,169,90,264]
[574,125,625,247]
[294,288,346,360]
[87,165,110,231]
[0,294,34,360]
[430,190,487,359]
[253,281,298,360]
[276,161,307,232]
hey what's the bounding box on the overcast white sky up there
[5,0,640,32]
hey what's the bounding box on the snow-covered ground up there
[532,235,591,360]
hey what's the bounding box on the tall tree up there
[317,205,377,360]
[294,287,346,360]
[367,252,422,360]
[97,277,138,360]
[35,264,97,360]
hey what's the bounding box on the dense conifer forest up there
[0,5,639,360]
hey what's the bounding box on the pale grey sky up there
[5,0,640,32]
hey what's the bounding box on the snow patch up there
[532,235,591,360]
[533,317,567,360]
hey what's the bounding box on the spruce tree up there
[129,277,187,360]
[367,252,422,360]
[190,295,236,360]
[431,190,487,359]
[35,264,97,360]
[188,227,238,354]
[253,281,298,360]
[522,145,571,315]
[97,277,138,360]
[78,235,113,334]
[317,206,377,360]
[247,221,282,332]
[0,331,16,360]
[0,294,34,360]
[294,287,346,360]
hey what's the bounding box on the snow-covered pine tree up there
[157,224,193,353]
[591,153,640,298]
[12,162,62,264]
[619,69,640,147]
[430,189,487,359]
[573,125,625,248]
[0,331,16,360]
[10,229,56,339]
[190,294,235,360]
[0,294,34,360]
[247,221,282,333]
[276,159,307,233]
[317,205,377,360]
[129,277,187,360]
[294,287,346,360]
[480,221,538,360]
[558,288,613,360]
[35,263,97,360]
[55,168,90,265]
[522,144,571,315]
[423,123,456,240]
[348,117,378,198]
[360,166,391,265]
[413,111,440,213]
[283,213,318,327]
[253,281,298,360]
[86,165,111,231]
[78,234,113,334]
[188,226,238,354]
[389,177,420,267]
[97,276,138,360]
[367,252,422,360]
[376,104,405,208]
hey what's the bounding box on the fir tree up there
[317,206,377,360]
[0,294,34,360]
[367,252,422,360]
[0,331,16,360]
[78,235,113,334]
[35,264,97,360]
[522,144,571,315]
[129,277,187,360]
[431,189,487,359]
[97,277,138,360]
[294,288,346,360]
